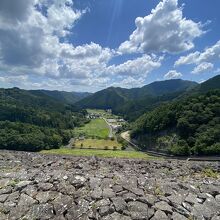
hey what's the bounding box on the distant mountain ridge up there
[76,79,198,120]
[30,89,91,104]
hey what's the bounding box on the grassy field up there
[41,148,156,160]
[74,118,109,139]
[74,138,121,150]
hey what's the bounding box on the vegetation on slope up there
[131,90,220,156]
[0,88,88,151]
[41,148,155,160]
[77,79,197,121]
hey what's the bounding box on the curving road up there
[120,131,220,161]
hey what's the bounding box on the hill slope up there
[0,88,88,151]
[131,75,220,156]
[30,90,91,104]
[77,79,198,120]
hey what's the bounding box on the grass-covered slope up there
[0,87,88,151]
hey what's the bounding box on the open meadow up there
[74,138,122,150]
[41,148,156,160]
[73,118,109,139]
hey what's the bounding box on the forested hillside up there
[131,89,220,156]
[77,79,197,120]
[0,88,88,151]
[35,90,91,104]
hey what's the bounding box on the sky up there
[0,0,220,92]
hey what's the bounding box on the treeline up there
[0,88,88,151]
[131,90,220,156]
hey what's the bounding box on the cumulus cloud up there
[191,62,213,74]
[164,70,182,79]
[175,40,220,66]
[0,0,162,91]
[119,0,203,54]
[107,55,162,77]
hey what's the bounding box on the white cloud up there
[110,76,145,88]
[175,40,220,66]
[164,70,182,79]
[107,55,162,77]
[119,0,203,54]
[191,62,213,74]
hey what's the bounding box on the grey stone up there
[102,188,115,198]
[70,175,87,188]
[99,205,114,216]
[151,210,168,220]
[192,203,214,219]
[38,182,53,191]
[185,193,198,205]
[137,194,157,206]
[154,201,173,214]
[52,194,74,215]
[96,198,111,207]
[91,187,102,200]
[128,201,148,212]
[111,197,127,212]
[24,203,55,219]
[0,194,8,203]
[171,212,188,220]
[15,180,32,190]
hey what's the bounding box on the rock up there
[130,211,149,220]
[123,192,137,202]
[137,194,157,206]
[154,201,173,214]
[192,203,215,219]
[89,177,101,190]
[151,210,168,220]
[23,203,55,219]
[185,193,198,205]
[96,198,111,207]
[102,188,115,198]
[171,212,188,220]
[127,201,148,212]
[0,186,12,195]
[91,187,102,200]
[15,180,32,190]
[103,212,132,220]
[52,194,74,215]
[216,194,220,202]
[167,194,184,206]
[99,205,114,216]
[38,182,53,191]
[36,191,59,203]
[70,175,87,188]
[0,194,8,203]
[1,151,220,220]
[111,197,127,212]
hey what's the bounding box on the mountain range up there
[76,79,198,120]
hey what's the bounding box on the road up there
[102,117,113,138]
[120,131,220,161]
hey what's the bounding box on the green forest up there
[0,88,88,151]
[131,90,220,156]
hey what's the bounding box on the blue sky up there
[0,0,220,92]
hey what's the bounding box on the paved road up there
[120,130,220,161]
[102,117,113,138]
